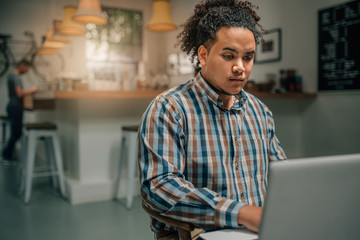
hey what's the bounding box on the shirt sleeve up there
[138,96,245,229]
[266,110,287,161]
[9,73,22,87]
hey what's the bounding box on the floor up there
[0,159,154,240]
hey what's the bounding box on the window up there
[86,7,142,90]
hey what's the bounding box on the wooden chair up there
[142,201,204,240]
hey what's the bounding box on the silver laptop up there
[259,153,360,240]
[200,153,360,240]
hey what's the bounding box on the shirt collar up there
[195,72,248,111]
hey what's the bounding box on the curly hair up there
[177,0,265,68]
[16,59,32,67]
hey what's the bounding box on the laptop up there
[200,153,360,240]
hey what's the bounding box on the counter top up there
[249,91,317,99]
[54,90,165,99]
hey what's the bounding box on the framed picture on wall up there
[255,28,282,64]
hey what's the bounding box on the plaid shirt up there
[138,73,286,232]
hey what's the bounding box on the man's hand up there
[29,85,38,93]
[237,205,263,232]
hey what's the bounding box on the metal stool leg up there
[126,131,137,209]
[44,137,59,190]
[24,132,37,204]
[19,134,28,194]
[52,133,66,197]
[114,136,126,199]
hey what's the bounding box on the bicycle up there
[0,31,64,81]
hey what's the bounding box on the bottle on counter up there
[295,75,302,92]
[287,69,296,92]
[279,69,288,92]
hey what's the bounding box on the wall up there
[251,0,360,157]
[165,0,360,158]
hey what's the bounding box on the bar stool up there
[114,125,138,209]
[20,122,66,204]
[0,115,9,148]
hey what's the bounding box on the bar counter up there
[33,90,166,205]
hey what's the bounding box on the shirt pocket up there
[240,135,267,181]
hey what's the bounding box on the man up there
[1,59,37,163]
[138,0,287,238]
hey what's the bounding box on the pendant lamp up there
[48,20,71,44]
[147,0,177,32]
[73,0,107,25]
[57,6,86,35]
[37,48,58,55]
[48,36,71,44]
[42,40,66,50]
[37,32,64,55]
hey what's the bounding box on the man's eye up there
[223,54,233,60]
[244,56,253,61]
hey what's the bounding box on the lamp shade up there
[48,36,71,44]
[57,6,86,35]
[73,0,107,25]
[46,25,71,44]
[37,48,58,55]
[42,40,66,49]
[147,0,177,32]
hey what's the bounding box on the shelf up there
[54,90,165,99]
[247,91,317,99]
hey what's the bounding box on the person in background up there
[1,59,37,163]
[138,0,287,239]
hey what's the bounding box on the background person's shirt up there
[7,72,23,107]
[138,73,287,232]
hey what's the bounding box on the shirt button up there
[236,165,239,170]
[241,192,244,199]
[234,137,238,142]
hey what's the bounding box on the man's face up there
[198,27,256,97]
[18,64,30,74]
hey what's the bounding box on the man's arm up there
[15,85,37,97]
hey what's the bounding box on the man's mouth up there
[229,77,245,82]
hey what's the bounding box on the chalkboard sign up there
[318,0,360,91]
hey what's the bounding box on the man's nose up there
[232,60,245,74]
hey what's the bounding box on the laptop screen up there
[259,154,360,240]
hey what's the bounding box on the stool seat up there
[24,122,57,130]
[0,115,9,120]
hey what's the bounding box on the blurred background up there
[0,0,359,239]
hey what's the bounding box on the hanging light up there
[37,48,58,55]
[72,0,107,25]
[48,20,71,44]
[57,5,86,35]
[48,36,71,44]
[42,40,66,49]
[37,32,64,55]
[147,0,177,32]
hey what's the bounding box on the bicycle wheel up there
[0,48,10,78]
[31,52,64,80]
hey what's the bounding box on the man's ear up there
[198,45,208,67]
